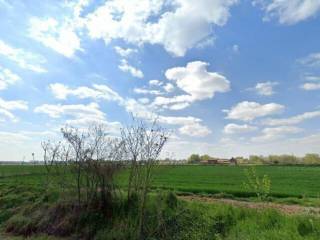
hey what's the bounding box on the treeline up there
[244,154,320,165]
[186,153,320,165]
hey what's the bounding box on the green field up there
[1,164,320,239]
[2,164,320,199]
[150,165,320,198]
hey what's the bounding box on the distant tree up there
[249,155,264,164]
[200,154,211,161]
[188,154,201,163]
[303,153,320,165]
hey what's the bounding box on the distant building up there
[200,157,237,165]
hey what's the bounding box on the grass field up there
[1,164,320,239]
[1,164,320,199]
[150,165,320,198]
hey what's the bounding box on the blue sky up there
[0,0,320,161]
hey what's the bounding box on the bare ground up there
[179,195,320,215]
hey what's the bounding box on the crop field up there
[1,164,320,199]
[1,164,320,239]
[150,165,320,198]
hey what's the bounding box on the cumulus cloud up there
[224,101,284,121]
[163,83,175,93]
[0,40,46,73]
[179,123,212,137]
[251,126,302,142]
[149,80,162,86]
[262,110,320,126]
[49,83,122,101]
[152,61,230,110]
[300,73,320,91]
[118,59,144,78]
[251,81,278,96]
[29,17,82,58]
[0,97,28,122]
[84,0,238,56]
[166,61,230,100]
[300,82,320,90]
[28,0,89,58]
[0,65,21,90]
[224,123,258,134]
[256,0,320,25]
[114,46,138,58]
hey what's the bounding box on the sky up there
[0,0,320,161]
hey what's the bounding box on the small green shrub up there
[243,167,271,200]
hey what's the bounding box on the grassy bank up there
[1,182,320,239]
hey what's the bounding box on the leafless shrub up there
[42,118,169,237]
[42,124,124,211]
[120,118,169,238]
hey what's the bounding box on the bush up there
[297,218,314,236]
[165,192,178,209]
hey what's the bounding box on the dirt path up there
[179,195,320,215]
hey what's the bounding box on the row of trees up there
[246,154,320,165]
[186,153,320,165]
[187,154,211,163]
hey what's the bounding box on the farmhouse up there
[200,157,237,165]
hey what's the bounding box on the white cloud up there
[179,123,212,137]
[152,95,191,110]
[0,97,28,122]
[84,0,238,57]
[149,80,163,86]
[0,65,21,90]
[166,61,230,100]
[49,83,122,101]
[118,59,144,78]
[163,83,175,92]
[34,102,103,119]
[28,0,89,58]
[299,52,320,67]
[153,61,230,110]
[262,110,320,126]
[251,81,278,96]
[34,102,121,133]
[29,17,82,58]
[251,126,302,142]
[0,40,46,73]
[138,98,150,104]
[224,123,258,134]
[225,101,284,121]
[114,46,138,58]
[0,131,31,144]
[300,82,320,90]
[158,115,201,126]
[256,0,320,24]
[133,87,164,95]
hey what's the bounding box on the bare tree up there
[121,119,169,238]
[42,124,124,211]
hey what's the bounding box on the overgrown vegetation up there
[1,184,320,240]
